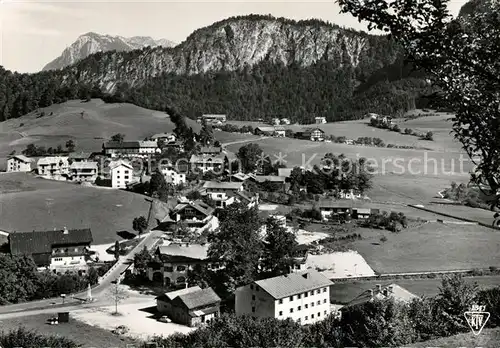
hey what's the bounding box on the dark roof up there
[177,287,221,310]
[68,152,92,160]
[174,200,215,217]
[200,147,222,154]
[104,141,140,149]
[9,229,93,256]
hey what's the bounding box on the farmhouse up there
[164,140,185,152]
[37,156,69,180]
[249,174,288,192]
[190,154,227,174]
[235,270,333,325]
[103,141,160,158]
[7,155,33,173]
[148,243,221,287]
[200,114,227,124]
[318,200,354,221]
[315,117,327,124]
[69,161,98,182]
[255,126,286,137]
[296,128,325,142]
[203,181,258,208]
[344,283,419,309]
[8,227,93,273]
[172,199,218,233]
[160,164,187,186]
[281,118,291,125]
[156,286,221,327]
[151,133,176,143]
[109,160,136,189]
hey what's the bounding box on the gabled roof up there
[8,155,33,163]
[203,181,243,190]
[157,285,202,302]
[68,152,92,160]
[346,283,418,307]
[256,126,285,132]
[277,168,293,178]
[109,160,133,170]
[9,228,93,256]
[250,175,287,183]
[318,199,367,209]
[138,140,159,148]
[200,147,222,154]
[37,156,69,165]
[70,161,98,170]
[190,154,226,164]
[231,173,251,181]
[202,114,226,118]
[104,141,140,149]
[253,270,333,300]
[176,287,221,310]
[302,127,325,134]
[174,200,214,217]
[156,243,209,261]
[151,133,175,140]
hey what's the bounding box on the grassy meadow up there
[0,173,151,244]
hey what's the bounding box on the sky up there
[0,0,469,73]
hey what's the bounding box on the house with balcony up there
[254,126,286,137]
[8,227,93,273]
[37,156,69,180]
[148,242,222,287]
[156,286,221,327]
[203,181,244,208]
[69,161,98,182]
[7,155,33,173]
[171,199,218,233]
[190,154,227,174]
[296,128,325,142]
[235,270,333,325]
[103,141,160,158]
[164,140,185,152]
[200,114,227,124]
[159,164,187,186]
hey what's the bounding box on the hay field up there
[0,173,151,244]
[350,222,500,273]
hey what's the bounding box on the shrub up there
[392,124,401,132]
[422,131,434,141]
[380,235,388,243]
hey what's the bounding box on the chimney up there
[63,227,69,235]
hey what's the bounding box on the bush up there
[392,124,401,132]
[380,235,388,243]
[422,131,434,141]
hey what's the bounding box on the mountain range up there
[42,32,175,71]
[1,3,476,124]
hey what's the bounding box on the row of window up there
[277,310,328,320]
[274,287,328,303]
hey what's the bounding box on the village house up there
[8,227,93,274]
[235,270,333,325]
[148,242,222,287]
[199,114,227,124]
[249,174,288,192]
[68,152,92,163]
[343,283,419,309]
[270,118,280,125]
[109,160,136,189]
[318,200,354,221]
[296,128,325,142]
[156,286,221,327]
[202,181,258,208]
[68,161,98,182]
[103,141,160,158]
[171,199,218,232]
[280,118,291,125]
[159,164,187,186]
[190,154,227,174]
[254,126,286,137]
[164,140,185,152]
[230,172,252,182]
[151,133,176,143]
[315,117,327,124]
[199,146,222,155]
[7,155,33,173]
[37,156,70,180]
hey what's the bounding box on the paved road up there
[0,230,163,316]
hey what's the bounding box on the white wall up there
[7,158,31,172]
[111,164,133,188]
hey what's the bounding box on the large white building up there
[69,161,98,182]
[37,156,69,180]
[160,165,187,186]
[103,141,160,158]
[109,160,135,188]
[235,270,333,325]
[7,155,33,172]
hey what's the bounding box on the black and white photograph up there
[0,0,499,346]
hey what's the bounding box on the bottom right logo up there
[464,304,490,336]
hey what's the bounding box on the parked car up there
[158,315,172,323]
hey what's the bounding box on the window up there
[290,308,293,313]
[323,299,327,304]
[317,300,320,305]
[323,287,327,293]
[311,302,314,307]
[124,170,129,174]
[324,310,327,315]
[310,291,314,296]
[316,289,320,294]
[117,176,120,179]
[297,294,301,299]
[311,314,315,319]
[250,284,254,290]
[252,307,255,313]
[289,296,294,301]
[252,295,255,301]
[304,292,308,298]
[125,176,129,179]
[318,312,321,317]
[305,316,308,320]
[297,306,301,311]
[177,265,186,271]
[279,311,283,316]
[279,299,283,304]
[256,286,259,292]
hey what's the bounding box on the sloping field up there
[414,327,500,347]
[0,99,201,166]
[350,222,500,273]
[422,203,495,225]
[0,173,151,244]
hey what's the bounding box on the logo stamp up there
[464,304,490,336]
